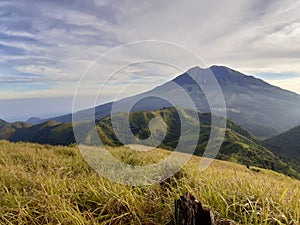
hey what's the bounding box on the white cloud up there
[266,77,300,94]
[1,0,300,120]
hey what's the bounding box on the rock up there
[174,192,215,225]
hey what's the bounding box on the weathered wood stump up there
[174,192,215,225]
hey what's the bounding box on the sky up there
[1,0,300,121]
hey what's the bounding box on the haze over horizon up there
[1,0,300,121]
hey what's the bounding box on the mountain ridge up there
[27,65,300,138]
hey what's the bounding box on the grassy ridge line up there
[0,141,299,224]
[96,108,300,179]
[2,107,299,179]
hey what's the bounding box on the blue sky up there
[1,0,300,121]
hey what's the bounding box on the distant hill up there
[0,119,30,140]
[263,126,300,173]
[1,108,299,179]
[36,66,300,138]
[8,120,76,145]
[26,117,42,124]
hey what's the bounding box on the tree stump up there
[174,192,215,225]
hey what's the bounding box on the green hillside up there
[263,126,300,173]
[1,108,299,179]
[0,141,299,224]
[96,108,300,179]
[10,120,76,145]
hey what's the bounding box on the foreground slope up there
[0,141,299,224]
[38,66,300,138]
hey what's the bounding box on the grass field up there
[0,140,299,224]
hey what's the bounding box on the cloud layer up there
[0,0,300,120]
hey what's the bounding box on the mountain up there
[35,65,300,138]
[1,108,299,179]
[263,126,300,173]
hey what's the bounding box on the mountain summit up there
[173,65,300,137]
[35,66,300,138]
[217,66,300,136]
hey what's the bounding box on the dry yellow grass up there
[0,140,299,224]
